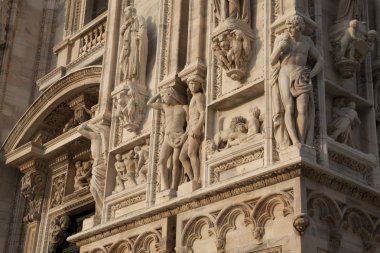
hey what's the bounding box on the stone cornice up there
[1,66,102,155]
[67,162,380,246]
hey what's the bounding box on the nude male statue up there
[77,121,109,219]
[147,87,188,191]
[271,14,323,148]
[179,75,205,183]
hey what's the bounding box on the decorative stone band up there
[67,163,380,246]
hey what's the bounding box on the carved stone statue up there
[270,14,323,150]
[212,0,253,82]
[328,98,360,147]
[134,145,149,183]
[113,151,138,194]
[74,160,92,191]
[329,1,377,78]
[179,75,205,183]
[116,6,149,133]
[147,86,188,192]
[77,121,109,220]
[48,215,70,253]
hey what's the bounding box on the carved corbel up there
[212,0,254,82]
[293,213,310,235]
[20,160,46,223]
[48,215,71,253]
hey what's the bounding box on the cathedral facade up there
[1,0,380,252]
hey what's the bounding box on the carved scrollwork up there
[251,192,294,243]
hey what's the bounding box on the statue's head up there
[230,116,248,133]
[188,75,204,93]
[367,30,378,42]
[124,6,136,19]
[286,14,305,36]
[249,106,261,117]
[349,19,359,28]
[115,154,122,161]
[347,101,356,109]
[75,161,82,168]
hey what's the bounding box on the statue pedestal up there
[279,144,316,163]
[177,180,201,197]
[156,189,177,204]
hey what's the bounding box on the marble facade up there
[1,0,380,253]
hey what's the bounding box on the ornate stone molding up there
[68,164,380,246]
[3,66,102,154]
[109,192,146,219]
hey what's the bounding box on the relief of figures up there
[113,143,149,194]
[74,160,93,191]
[148,86,188,192]
[270,14,323,150]
[50,174,65,208]
[329,0,377,78]
[328,97,360,147]
[116,6,149,133]
[212,0,254,82]
[212,105,264,152]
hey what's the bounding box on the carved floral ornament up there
[307,192,380,252]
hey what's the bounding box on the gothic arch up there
[251,192,294,241]
[109,239,134,253]
[181,214,216,251]
[3,66,102,154]
[215,202,252,239]
[307,192,342,230]
[341,207,375,248]
[133,230,163,253]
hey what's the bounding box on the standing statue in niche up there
[134,145,149,183]
[271,14,323,150]
[77,121,109,220]
[179,75,206,183]
[117,6,149,133]
[328,98,360,147]
[147,86,188,192]
[329,0,377,79]
[213,0,251,24]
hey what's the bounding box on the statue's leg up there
[158,140,172,190]
[179,139,192,180]
[296,94,309,144]
[171,147,182,190]
[188,136,200,182]
[278,74,300,146]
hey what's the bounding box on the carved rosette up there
[21,169,46,222]
[329,20,377,79]
[212,18,254,82]
[48,215,71,253]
